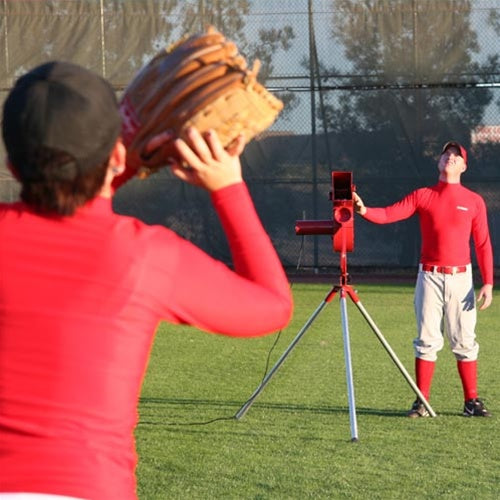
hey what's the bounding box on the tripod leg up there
[339,291,359,441]
[235,295,333,420]
[353,299,437,418]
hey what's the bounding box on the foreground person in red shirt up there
[0,62,292,499]
[353,142,493,418]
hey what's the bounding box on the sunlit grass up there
[136,283,499,499]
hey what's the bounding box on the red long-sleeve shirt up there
[362,181,493,285]
[0,182,292,499]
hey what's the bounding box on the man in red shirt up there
[353,141,493,418]
[0,62,292,499]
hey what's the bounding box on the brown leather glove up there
[119,26,283,179]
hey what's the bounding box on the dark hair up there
[17,146,108,216]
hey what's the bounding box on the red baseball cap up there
[441,141,467,165]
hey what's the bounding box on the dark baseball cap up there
[441,141,467,165]
[2,61,121,180]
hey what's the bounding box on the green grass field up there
[136,282,499,499]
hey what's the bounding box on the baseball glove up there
[120,26,284,178]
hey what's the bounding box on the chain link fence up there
[1,0,499,275]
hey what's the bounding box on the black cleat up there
[407,399,430,418]
[463,398,492,417]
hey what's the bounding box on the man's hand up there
[352,192,367,215]
[477,284,493,310]
[170,126,245,192]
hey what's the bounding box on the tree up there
[317,0,498,177]
[180,0,298,118]
[308,0,500,266]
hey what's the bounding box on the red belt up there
[420,264,467,274]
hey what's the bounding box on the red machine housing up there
[331,171,354,252]
[295,171,354,253]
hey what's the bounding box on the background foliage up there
[1,0,499,270]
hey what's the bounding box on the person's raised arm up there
[162,127,292,336]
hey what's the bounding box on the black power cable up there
[158,238,306,427]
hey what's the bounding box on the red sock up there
[457,360,478,401]
[415,358,435,400]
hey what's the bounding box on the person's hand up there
[352,192,367,215]
[143,129,176,158]
[169,127,245,192]
[477,284,493,310]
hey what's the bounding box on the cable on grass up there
[161,239,305,426]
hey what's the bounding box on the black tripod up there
[235,252,436,441]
